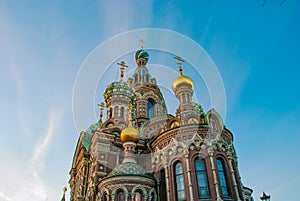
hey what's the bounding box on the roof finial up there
[139,39,144,49]
[98,102,105,122]
[117,61,128,80]
[174,56,184,76]
[60,187,67,201]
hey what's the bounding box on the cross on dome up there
[139,39,144,49]
[117,61,128,80]
[174,55,185,76]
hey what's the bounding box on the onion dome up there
[134,49,149,66]
[120,122,139,143]
[103,80,136,105]
[172,55,194,92]
[172,75,194,92]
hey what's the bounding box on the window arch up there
[120,107,124,118]
[134,74,138,82]
[147,99,155,119]
[182,94,186,103]
[210,118,218,131]
[186,94,190,103]
[217,159,230,197]
[101,192,107,201]
[174,162,186,200]
[116,189,125,201]
[195,158,210,197]
[114,106,119,118]
[134,191,142,201]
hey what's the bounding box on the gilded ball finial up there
[120,103,139,143]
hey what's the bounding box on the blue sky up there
[0,1,299,201]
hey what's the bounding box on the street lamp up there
[260,192,271,201]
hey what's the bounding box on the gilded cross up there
[117,61,128,80]
[174,56,185,76]
[98,102,105,121]
[139,39,144,49]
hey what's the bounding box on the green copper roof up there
[107,162,146,177]
[82,132,92,148]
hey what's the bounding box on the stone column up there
[208,147,222,201]
[164,157,171,201]
[228,157,242,201]
[184,151,194,201]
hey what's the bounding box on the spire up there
[60,187,67,201]
[128,102,134,122]
[117,61,128,80]
[120,102,139,144]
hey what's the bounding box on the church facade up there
[68,45,253,201]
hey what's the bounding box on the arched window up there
[195,158,210,197]
[101,192,107,201]
[134,191,142,201]
[174,162,186,200]
[160,168,166,200]
[186,94,190,103]
[114,106,119,118]
[217,159,230,196]
[134,74,138,83]
[147,100,154,119]
[109,107,112,119]
[116,190,125,201]
[211,118,217,131]
[182,94,186,103]
[150,192,155,201]
[120,107,124,118]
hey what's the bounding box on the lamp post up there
[260,192,271,201]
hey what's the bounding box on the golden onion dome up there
[120,123,139,143]
[172,75,194,91]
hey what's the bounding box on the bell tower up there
[128,41,168,128]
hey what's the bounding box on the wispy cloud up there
[0,109,64,201]
[30,109,64,174]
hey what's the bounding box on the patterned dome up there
[107,162,146,177]
[172,75,194,91]
[134,49,149,64]
[103,80,136,104]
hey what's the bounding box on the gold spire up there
[128,103,134,121]
[174,55,184,76]
[139,39,144,49]
[120,102,139,143]
[117,61,128,80]
[98,102,105,122]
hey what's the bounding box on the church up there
[68,43,254,201]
